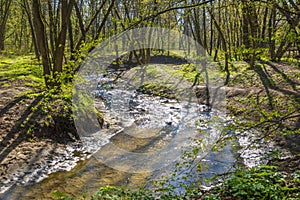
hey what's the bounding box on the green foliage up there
[137,82,176,99]
[52,191,75,200]
[227,60,300,136]
[91,186,153,200]
[0,55,43,87]
[209,165,300,199]
[228,88,300,136]
[166,63,200,83]
[58,164,300,199]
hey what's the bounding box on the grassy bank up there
[1,54,300,199]
[0,55,77,142]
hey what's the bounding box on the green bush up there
[210,165,300,200]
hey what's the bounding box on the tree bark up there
[209,9,230,85]
[32,0,51,87]
[53,0,75,75]
[22,0,40,60]
[0,0,12,51]
[0,30,5,51]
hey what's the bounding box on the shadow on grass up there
[264,61,299,91]
[253,65,275,109]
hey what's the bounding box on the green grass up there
[165,63,199,83]
[0,55,44,86]
[137,82,176,99]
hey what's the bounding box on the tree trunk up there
[94,0,115,41]
[241,0,259,67]
[0,30,4,51]
[53,0,75,75]
[22,0,40,60]
[0,0,12,51]
[261,7,268,47]
[32,0,52,87]
[209,9,230,85]
[203,6,207,50]
[268,6,276,60]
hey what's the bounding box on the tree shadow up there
[256,61,300,101]
[0,95,28,118]
[1,125,180,199]
[253,65,275,109]
[263,61,299,91]
[0,96,44,163]
[250,62,300,156]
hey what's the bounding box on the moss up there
[0,55,43,86]
[137,82,176,99]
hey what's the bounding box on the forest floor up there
[0,56,79,193]
[0,55,300,194]
[225,59,300,171]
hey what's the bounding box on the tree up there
[0,0,12,51]
[32,0,75,88]
[21,0,40,59]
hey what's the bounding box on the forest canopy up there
[0,0,299,88]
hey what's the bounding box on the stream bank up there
[1,57,299,199]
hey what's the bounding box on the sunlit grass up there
[0,55,44,86]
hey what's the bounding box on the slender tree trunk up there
[68,17,75,60]
[203,6,207,50]
[53,0,75,75]
[22,0,40,60]
[0,30,5,51]
[269,6,276,60]
[261,7,268,47]
[73,0,107,51]
[32,0,52,87]
[94,0,115,41]
[209,15,213,56]
[47,0,56,63]
[0,0,12,51]
[209,9,230,85]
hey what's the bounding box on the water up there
[0,67,282,199]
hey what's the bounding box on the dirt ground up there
[0,59,300,194]
[0,78,80,193]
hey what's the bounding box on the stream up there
[0,66,284,199]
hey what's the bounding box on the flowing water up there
[0,67,282,199]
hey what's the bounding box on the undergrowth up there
[53,164,300,200]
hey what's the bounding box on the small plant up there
[208,165,300,199]
[52,191,76,200]
[90,186,153,200]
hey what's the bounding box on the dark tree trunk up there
[22,0,40,60]
[0,0,12,52]
[261,7,268,47]
[209,9,230,85]
[32,0,52,87]
[269,7,276,60]
[0,31,4,51]
[53,0,75,75]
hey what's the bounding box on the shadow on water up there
[2,157,150,200]
[0,59,233,199]
[0,126,178,199]
[1,130,236,200]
